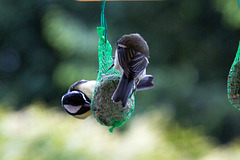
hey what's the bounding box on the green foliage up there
[213,0,240,28]
[0,103,218,160]
[42,6,99,89]
[42,6,98,59]
[1,103,240,160]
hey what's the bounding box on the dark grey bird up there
[111,33,154,107]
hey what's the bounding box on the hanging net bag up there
[91,1,135,132]
[227,42,240,110]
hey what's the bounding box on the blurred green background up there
[0,0,240,159]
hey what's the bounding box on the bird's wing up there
[129,51,149,79]
[136,75,154,91]
[117,48,148,79]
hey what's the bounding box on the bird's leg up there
[129,84,137,98]
[106,56,115,72]
[107,63,114,72]
[129,77,141,98]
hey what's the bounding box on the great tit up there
[111,33,154,107]
[61,80,95,119]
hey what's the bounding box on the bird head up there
[61,80,96,119]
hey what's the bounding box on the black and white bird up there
[61,80,95,119]
[112,33,154,107]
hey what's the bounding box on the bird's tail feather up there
[112,74,134,107]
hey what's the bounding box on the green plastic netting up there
[227,42,240,110]
[90,1,135,132]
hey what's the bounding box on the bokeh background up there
[0,0,240,159]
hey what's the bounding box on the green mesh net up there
[227,42,240,110]
[90,1,135,132]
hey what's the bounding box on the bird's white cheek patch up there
[64,105,82,114]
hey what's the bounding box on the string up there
[101,0,107,43]
[91,0,135,132]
